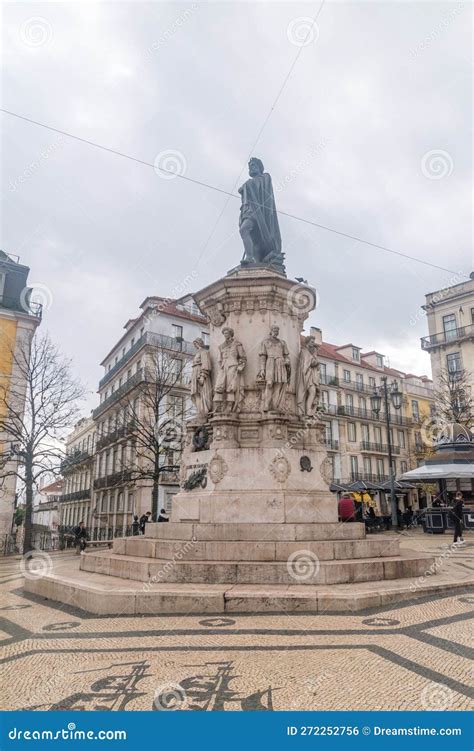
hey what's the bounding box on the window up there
[369,376,376,388]
[447,352,462,374]
[343,369,351,382]
[117,492,124,512]
[442,313,457,341]
[352,348,360,361]
[401,461,408,474]
[376,355,383,368]
[172,324,183,340]
[128,492,134,513]
[411,399,419,420]
[321,390,329,407]
[361,424,370,442]
[348,422,357,442]
[398,430,406,448]
[363,457,372,475]
[345,393,353,411]
[350,456,359,476]
[201,331,210,346]
[319,363,327,383]
[376,458,385,478]
[356,373,364,389]
[374,426,382,444]
[173,358,184,382]
[325,424,332,442]
[359,396,367,415]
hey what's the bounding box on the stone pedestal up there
[172,266,333,526]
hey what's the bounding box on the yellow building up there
[0,251,41,539]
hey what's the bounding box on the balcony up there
[0,294,42,320]
[99,332,196,390]
[59,489,91,502]
[324,439,340,451]
[60,450,93,474]
[421,323,474,350]
[96,422,137,451]
[349,472,390,484]
[361,441,401,455]
[93,470,132,490]
[93,371,144,420]
[336,405,411,427]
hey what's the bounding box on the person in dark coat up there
[157,508,169,523]
[73,521,88,553]
[131,515,140,536]
[139,512,151,535]
[452,492,465,545]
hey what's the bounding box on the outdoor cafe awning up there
[400,463,474,481]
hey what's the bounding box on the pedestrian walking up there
[452,492,465,546]
[73,521,88,554]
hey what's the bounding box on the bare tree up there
[113,344,192,520]
[432,367,473,430]
[0,333,86,552]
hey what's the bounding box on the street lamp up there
[371,376,403,530]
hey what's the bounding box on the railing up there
[60,450,93,473]
[349,472,390,483]
[93,371,144,420]
[0,294,42,319]
[361,441,401,455]
[320,372,383,396]
[421,323,474,349]
[93,470,132,489]
[59,489,91,502]
[324,439,340,450]
[96,422,136,451]
[99,332,196,390]
[336,405,411,426]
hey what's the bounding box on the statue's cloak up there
[239,173,282,256]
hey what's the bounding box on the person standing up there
[139,511,151,535]
[73,521,88,554]
[131,515,140,536]
[452,492,465,546]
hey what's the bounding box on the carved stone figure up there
[238,158,285,272]
[191,338,212,418]
[296,335,320,417]
[213,327,246,413]
[257,325,291,412]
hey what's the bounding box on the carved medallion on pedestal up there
[269,454,291,483]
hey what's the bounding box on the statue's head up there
[193,337,204,349]
[222,327,234,342]
[306,335,318,352]
[270,325,280,338]
[248,157,264,177]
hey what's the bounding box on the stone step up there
[145,522,366,542]
[80,550,434,586]
[23,562,471,615]
[113,536,400,562]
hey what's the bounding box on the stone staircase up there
[23,522,448,615]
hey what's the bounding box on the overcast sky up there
[2,1,472,412]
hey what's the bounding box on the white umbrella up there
[400,463,474,481]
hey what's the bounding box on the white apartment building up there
[59,416,96,533]
[311,329,434,513]
[421,273,474,382]
[90,294,209,538]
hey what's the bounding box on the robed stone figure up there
[296,336,320,418]
[239,158,284,272]
[191,338,212,418]
[258,325,291,412]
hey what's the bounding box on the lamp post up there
[370,376,403,530]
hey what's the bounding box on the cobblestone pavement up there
[0,533,473,712]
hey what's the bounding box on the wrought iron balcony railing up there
[360,441,401,455]
[421,323,474,350]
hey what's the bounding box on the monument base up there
[21,520,463,615]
